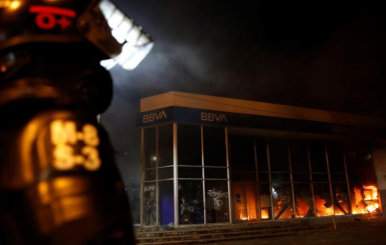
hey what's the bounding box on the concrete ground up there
[212,218,386,245]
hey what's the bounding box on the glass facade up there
[141,123,381,227]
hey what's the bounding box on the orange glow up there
[363,186,378,200]
[234,183,257,221]
[261,209,270,219]
[351,187,366,214]
[314,196,333,216]
[296,197,311,217]
[0,1,21,10]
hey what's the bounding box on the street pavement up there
[211,218,386,245]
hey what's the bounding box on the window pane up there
[204,127,226,166]
[258,172,270,182]
[313,183,333,217]
[259,183,272,220]
[271,173,291,182]
[232,172,256,182]
[327,143,345,173]
[178,125,201,166]
[332,183,350,215]
[309,141,327,173]
[345,147,376,185]
[159,167,173,180]
[143,182,156,225]
[230,135,255,171]
[206,181,229,223]
[159,181,174,225]
[256,137,269,171]
[179,167,202,179]
[272,183,294,219]
[350,183,367,214]
[330,174,347,182]
[294,183,314,218]
[205,168,228,179]
[233,182,257,221]
[292,173,311,182]
[159,125,173,167]
[312,174,329,182]
[179,181,204,224]
[289,139,309,172]
[269,138,290,172]
[144,169,156,181]
[144,128,156,168]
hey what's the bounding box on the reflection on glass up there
[233,182,257,221]
[178,125,202,166]
[294,183,314,218]
[159,181,174,225]
[206,181,229,223]
[143,182,156,225]
[144,128,156,168]
[179,181,204,224]
[313,184,333,217]
[159,125,173,167]
[332,183,350,215]
[204,127,227,166]
[259,183,272,220]
[272,183,294,219]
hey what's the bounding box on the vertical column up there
[325,145,337,230]
[173,123,179,226]
[155,127,159,225]
[254,137,261,221]
[140,129,145,226]
[372,148,386,215]
[266,138,275,220]
[343,153,352,214]
[307,141,317,216]
[288,142,297,218]
[201,126,207,224]
[225,127,233,224]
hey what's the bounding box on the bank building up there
[136,91,385,228]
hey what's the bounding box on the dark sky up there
[101,0,386,181]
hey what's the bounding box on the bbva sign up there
[143,110,167,123]
[201,112,228,122]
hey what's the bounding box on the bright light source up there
[0,0,21,10]
[152,156,157,161]
[98,0,154,70]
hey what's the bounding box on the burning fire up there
[314,196,333,217]
[261,209,269,219]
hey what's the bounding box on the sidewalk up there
[213,218,386,245]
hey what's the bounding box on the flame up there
[261,209,269,219]
[363,186,378,200]
[314,196,333,216]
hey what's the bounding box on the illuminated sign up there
[29,6,76,30]
[50,120,101,171]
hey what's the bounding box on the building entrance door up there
[233,182,258,222]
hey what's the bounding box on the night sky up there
[101,1,386,187]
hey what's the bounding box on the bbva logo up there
[201,112,228,122]
[143,111,167,123]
